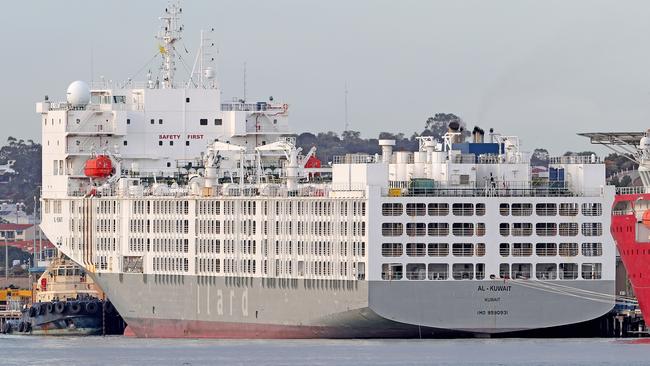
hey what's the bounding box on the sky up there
[3,0,650,154]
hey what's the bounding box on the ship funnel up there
[378,139,396,164]
[472,126,485,143]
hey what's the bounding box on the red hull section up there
[611,193,650,320]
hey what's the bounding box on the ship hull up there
[92,272,614,338]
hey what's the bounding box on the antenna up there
[344,82,349,132]
[90,47,94,85]
[243,62,247,102]
[188,28,217,89]
[156,1,183,88]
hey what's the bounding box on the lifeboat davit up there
[84,155,112,178]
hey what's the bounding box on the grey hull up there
[93,273,615,338]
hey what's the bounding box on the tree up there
[531,148,550,166]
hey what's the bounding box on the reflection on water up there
[1,336,649,366]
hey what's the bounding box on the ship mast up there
[156,2,183,88]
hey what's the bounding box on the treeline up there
[0,137,41,214]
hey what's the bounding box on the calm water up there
[1,336,649,366]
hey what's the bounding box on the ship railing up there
[549,155,601,164]
[332,154,379,164]
[616,186,648,195]
[221,102,288,112]
[384,180,599,197]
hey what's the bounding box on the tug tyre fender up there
[28,306,37,318]
[17,322,25,333]
[38,303,46,315]
[45,302,54,314]
[69,302,82,314]
[54,301,66,314]
[85,301,99,314]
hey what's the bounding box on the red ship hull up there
[611,193,650,320]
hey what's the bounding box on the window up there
[200,118,208,126]
[536,203,557,216]
[428,243,449,256]
[511,263,531,279]
[381,243,402,257]
[381,263,403,280]
[185,141,190,146]
[428,203,449,216]
[406,203,426,216]
[582,263,602,279]
[452,203,473,216]
[127,118,131,125]
[582,203,602,216]
[476,203,486,216]
[499,223,510,236]
[169,141,174,146]
[452,243,474,257]
[123,140,128,146]
[382,223,403,237]
[559,242,578,257]
[559,263,578,279]
[513,223,533,236]
[406,243,426,256]
[158,119,163,124]
[215,119,222,126]
[582,243,602,256]
[166,162,171,168]
[536,263,557,280]
[511,203,532,216]
[582,223,602,237]
[159,141,163,146]
[428,264,448,280]
[475,263,485,280]
[536,242,557,256]
[406,263,426,280]
[452,263,474,280]
[382,203,402,216]
[406,223,427,236]
[499,203,510,216]
[428,223,449,236]
[559,203,578,216]
[499,243,510,257]
[452,223,474,236]
[535,223,556,236]
[186,97,190,103]
[559,223,578,236]
[150,119,155,124]
[512,243,532,256]
[476,243,486,256]
[476,223,486,236]
[499,263,510,278]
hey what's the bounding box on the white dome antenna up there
[66,80,91,106]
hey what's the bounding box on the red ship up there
[582,131,650,320]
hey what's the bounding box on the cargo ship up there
[582,131,650,324]
[36,3,617,338]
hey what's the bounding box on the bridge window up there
[428,243,449,256]
[582,263,602,279]
[200,118,208,126]
[381,243,402,257]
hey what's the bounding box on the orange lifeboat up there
[84,155,112,178]
[643,210,650,228]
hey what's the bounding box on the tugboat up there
[1,255,125,335]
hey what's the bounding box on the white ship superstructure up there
[37,4,616,338]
